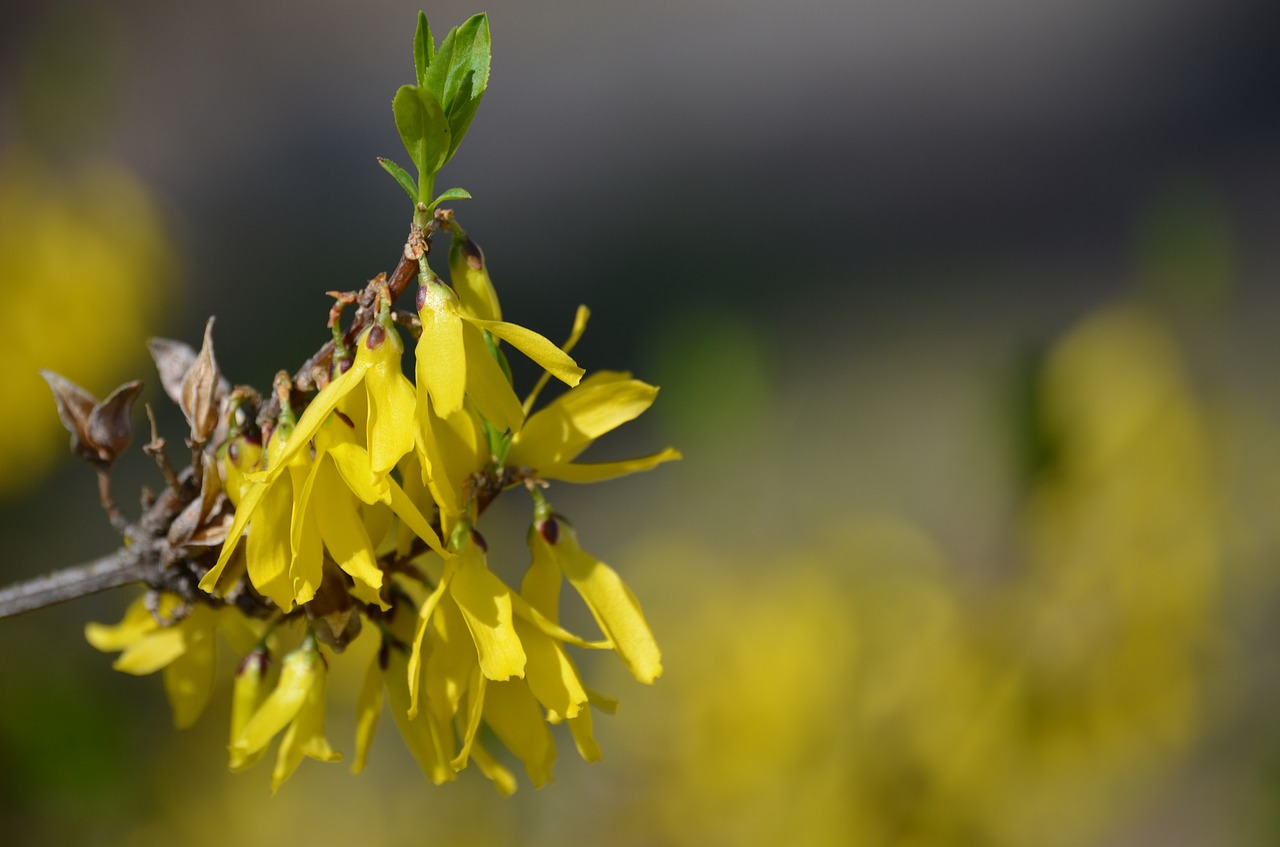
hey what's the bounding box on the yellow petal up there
[352,647,384,774]
[416,395,484,524]
[465,316,584,387]
[416,280,467,418]
[567,706,603,763]
[515,618,588,722]
[461,321,525,433]
[287,456,324,607]
[509,375,658,470]
[385,635,455,784]
[229,651,269,771]
[85,595,156,652]
[327,441,392,506]
[471,740,518,796]
[201,478,269,593]
[388,474,447,557]
[556,524,663,684]
[246,471,298,611]
[450,544,527,681]
[366,353,416,475]
[233,647,318,757]
[162,608,218,728]
[407,570,453,718]
[113,628,185,675]
[311,458,384,608]
[543,447,683,484]
[523,305,590,415]
[270,660,341,793]
[257,354,373,481]
[449,665,487,771]
[483,680,556,787]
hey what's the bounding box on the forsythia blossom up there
[66,10,678,796]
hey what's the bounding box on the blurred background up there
[3,0,1280,844]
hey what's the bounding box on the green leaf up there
[377,157,419,202]
[392,84,451,180]
[445,71,486,161]
[426,14,491,113]
[426,187,472,212]
[413,11,433,88]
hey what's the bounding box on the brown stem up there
[0,549,149,619]
[97,469,129,533]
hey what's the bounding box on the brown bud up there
[42,371,143,466]
[180,317,222,442]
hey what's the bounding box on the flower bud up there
[448,230,502,322]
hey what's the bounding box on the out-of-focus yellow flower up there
[0,151,172,496]
[86,593,259,729]
[231,638,341,793]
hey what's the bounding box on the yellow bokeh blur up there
[0,149,173,497]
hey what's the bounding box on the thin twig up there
[97,470,129,533]
[0,549,149,618]
[143,403,182,492]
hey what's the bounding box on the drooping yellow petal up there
[229,651,269,772]
[311,458,384,608]
[415,279,467,418]
[385,634,455,785]
[471,740,518,796]
[483,680,556,787]
[450,665,487,771]
[201,477,268,593]
[366,345,416,475]
[464,315,584,388]
[509,374,659,470]
[543,447,683,484]
[327,441,392,506]
[387,474,447,557]
[461,320,524,433]
[270,658,341,793]
[566,706,603,762]
[233,646,318,759]
[553,523,663,684]
[407,570,453,718]
[450,542,527,681]
[287,453,324,607]
[515,618,588,722]
[416,394,485,526]
[524,305,590,415]
[162,607,218,728]
[352,646,384,774]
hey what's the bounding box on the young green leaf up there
[427,14,491,114]
[377,157,419,202]
[413,11,433,88]
[426,187,472,212]
[392,85,451,180]
[445,71,485,161]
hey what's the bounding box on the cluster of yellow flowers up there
[86,228,678,793]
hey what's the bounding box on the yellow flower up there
[415,274,584,433]
[231,639,341,793]
[508,370,681,482]
[85,593,259,728]
[530,511,662,684]
[260,322,417,479]
[203,359,445,610]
